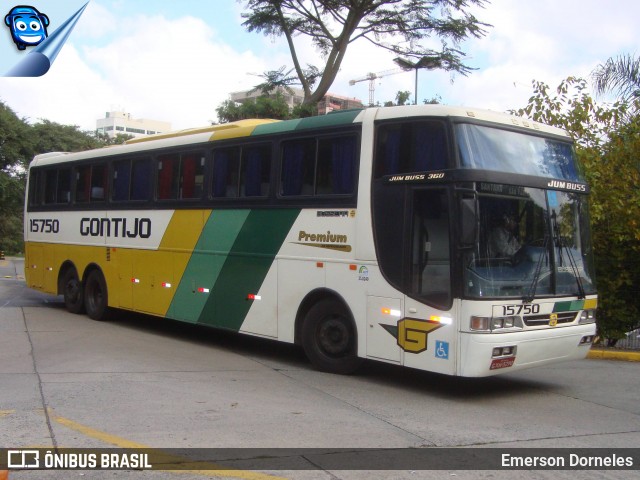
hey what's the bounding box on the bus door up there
[403,188,457,374]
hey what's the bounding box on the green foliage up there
[592,53,640,111]
[31,119,104,153]
[240,0,490,105]
[216,92,296,123]
[0,100,111,255]
[383,90,413,106]
[0,172,25,254]
[0,100,32,172]
[514,77,640,342]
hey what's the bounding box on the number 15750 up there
[502,304,540,316]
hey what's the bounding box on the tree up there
[30,119,104,153]
[0,100,32,172]
[0,100,114,255]
[241,0,489,106]
[0,102,31,255]
[514,77,640,343]
[591,53,640,110]
[383,90,412,106]
[216,92,294,123]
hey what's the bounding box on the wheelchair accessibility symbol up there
[435,340,449,359]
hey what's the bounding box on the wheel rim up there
[86,278,103,312]
[317,315,351,356]
[65,278,81,303]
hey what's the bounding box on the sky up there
[0,0,638,132]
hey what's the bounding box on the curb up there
[588,349,640,362]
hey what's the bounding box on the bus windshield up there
[464,184,596,300]
[456,123,582,181]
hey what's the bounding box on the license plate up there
[490,357,516,370]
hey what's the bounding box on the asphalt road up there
[1,257,639,480]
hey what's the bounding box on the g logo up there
[397,318,443,353]
[549,313,558,327]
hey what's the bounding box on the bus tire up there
[301,298,363,375]
[61,267,84,314]
[84,269,109,321]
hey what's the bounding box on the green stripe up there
[198,209,300,330]
[251,110,361,136]
[553,300,584,312]
[168,210,250,323]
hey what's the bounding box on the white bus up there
[24,105,597,376]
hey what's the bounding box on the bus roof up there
[373,104,569,138]
[29,105,568,168]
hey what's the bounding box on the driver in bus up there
[489,213,521,258]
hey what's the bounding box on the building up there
[96,111,171,139]
[229,87,363,115]
[316,92,364,115]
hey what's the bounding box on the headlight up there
[579,309,596,324]
[471,315,523,332]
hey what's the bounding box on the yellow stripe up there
[48,410,287,480]
[125,119,279,144]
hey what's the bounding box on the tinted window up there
[157,153,180,200]
[75,164,107,203]
[112,158,151,202]
[212,147,240,198]
[241,145,270,197]
[211,145,270,198]
[112,160,131,201]
[375,121,448,178]
[43,168,72,204]
[157,152,205,201]
[281,135,357,196]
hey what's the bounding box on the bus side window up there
[180,153,205,199]
[44,168,71,204]
[212,147,240,198]
[131,159,151,201]
[375,121,448,177]
[317,136,356,195]
[56,168,71,204]
[76,164,108,203]
[242,145,271,197]
[157,154,179,200]
[90,164,107,202]
[413,123,447,171]
[112,160,131,202]
[28,169,42,207]
[375,126,402,177]
[281,138,315,196]
[44,170,56,203]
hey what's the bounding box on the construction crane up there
[349,68,406,105]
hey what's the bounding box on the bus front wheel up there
[84,269,109,321]
[301,298,363,375]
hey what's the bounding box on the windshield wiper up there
[523,234,549,303]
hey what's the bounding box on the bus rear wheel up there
[84,269,109,321]
[301,298,363,375]
[62,267,84,314]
